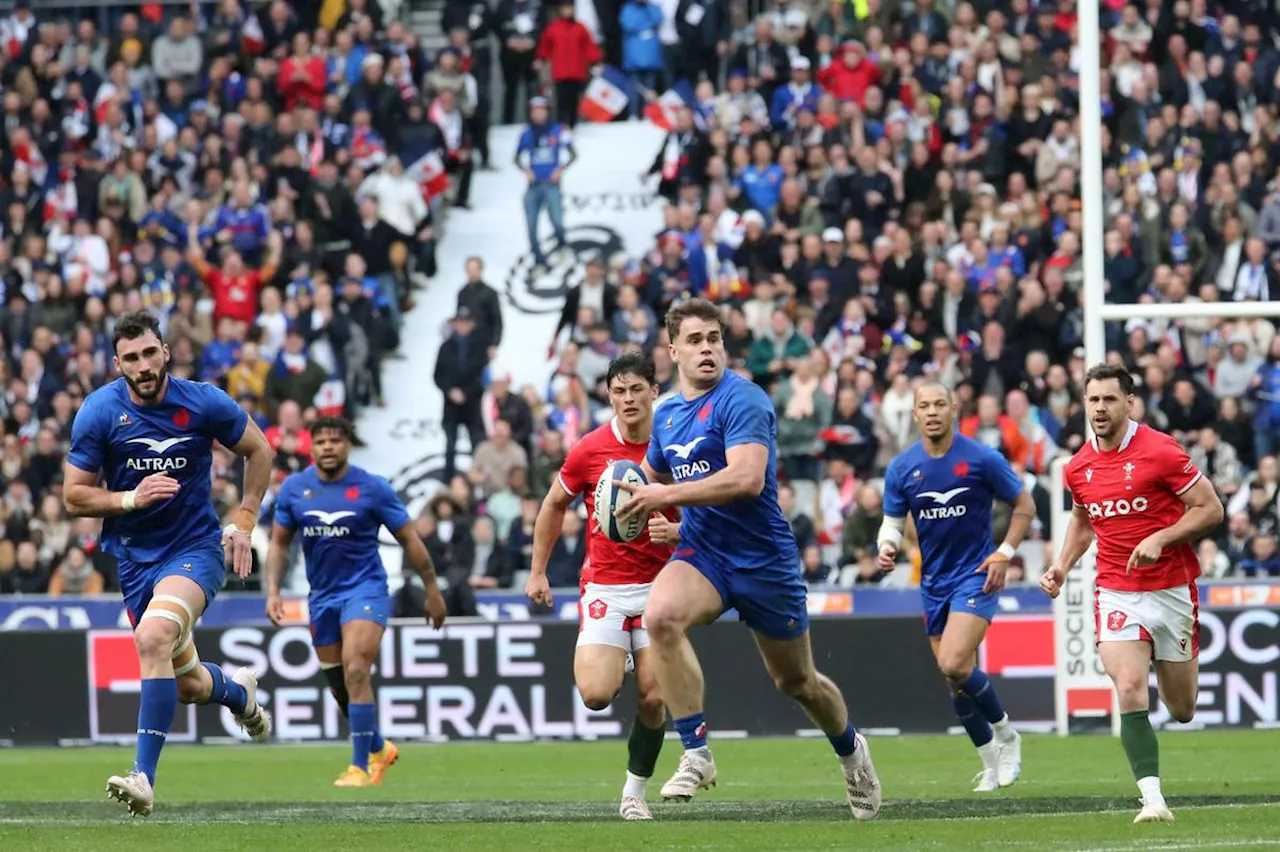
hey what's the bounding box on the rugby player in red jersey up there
[1043,364,1223,823]
[525,352,677,821]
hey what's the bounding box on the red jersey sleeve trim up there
[1174,470,1202,496]
[556,472,580,498]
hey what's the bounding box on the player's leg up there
[621,630,667,820]
[107,572,209,816]
[1149,584,1200,726]
[642,559,725,800]
[334,596,392,787]
[933,599,1021,789]
[740,568,881,820]
[167,552,270,741]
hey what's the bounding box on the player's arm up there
[63,401,179,517]
[226,418,273,528]
[980,451,1040,591]
[1128,475,1224,571]
[264,521,295,624]
[664,442,767,506]
[1041,503,1095,598]
[63,463,180,517]
[527,477,574,606]
[392,522,447,628]
[639,457,673,485]
[876,461,909,571]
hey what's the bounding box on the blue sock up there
[958,668,1006,725]
[827,721,858,757]
[953,692,994,747]
[132,678,178,785]
[673,712,708,750]
[200,663,248,715]
[349,703,377,771]
[371,728,385,753]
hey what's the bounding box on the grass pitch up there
[1,731,1278,850]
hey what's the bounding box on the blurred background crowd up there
[2,0,1279,609]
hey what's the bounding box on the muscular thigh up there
[340,616,386,665]
[1154,657,1199,708]
[574,643,628,698]
[645,560,725,627]
[935,611,990,670]
[140,574,213,675]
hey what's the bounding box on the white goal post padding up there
[1050,456,1121,737]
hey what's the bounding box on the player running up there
[266,416,447,788]
[877,382,1037,792]
[1044,364,1223,823]
[64,312,276,817]
[613,299,882,820]
[525,353,674,821]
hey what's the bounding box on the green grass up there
[1,732,1278,850]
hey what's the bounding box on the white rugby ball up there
[594,460,648,542]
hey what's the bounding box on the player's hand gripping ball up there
[595,461,648,542]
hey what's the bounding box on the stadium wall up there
[3,613,1276,747]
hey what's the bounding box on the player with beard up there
[267,417,447,787]
[64,312,276,817]
[526,353,674,820]
[878,382,1037,791]
[612,298,882,820]
[1044,364,1224,823]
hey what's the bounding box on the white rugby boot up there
[1134,796,1175,823]
[997,728,1022,787]
[842,733,883,820]
[232,668,273,742]
[972,769,1000,792]
[106,771,154,818]
[619,795,653,820]
[660,749,717,801]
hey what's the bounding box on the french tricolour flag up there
[578,66,632,122]
[643,81,705,132]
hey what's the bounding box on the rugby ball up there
[594,460,648,543]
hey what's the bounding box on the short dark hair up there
[1083,363,1135,396]
[605,352,656,388]
[664,298,723,342]
[112,311,163,353]
[310,416,357,443]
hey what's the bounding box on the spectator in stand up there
[544,509,586,587]
[495,0,544,124]
[47,545,104,596]
[620,0,665,118]
[535,1,602,126]
[778,481,815,550]
[435,308,490,482]
[517,97,574,271]
[470,418,530,497]
[457,258,505,354]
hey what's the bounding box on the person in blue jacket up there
[770,56,820,131]
[620,0,665,118]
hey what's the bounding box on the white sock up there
[1137,775,1164,804]
[977,741,1001,772]
[688,745,712,760]
[992,714,1016,741]
[623,771,648,800]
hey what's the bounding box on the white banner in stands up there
[352,123,668,572]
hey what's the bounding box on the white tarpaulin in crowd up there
[351,122,667,577]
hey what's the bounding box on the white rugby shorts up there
[577,582,651,652]
[1095,583,1200,662]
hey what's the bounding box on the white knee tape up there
[319,661,343,670]
[173,651,201,677]
[151,595,195,626]
[140,608,188,633]
[171,631,193,659]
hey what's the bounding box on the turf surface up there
[1,730,1277,850]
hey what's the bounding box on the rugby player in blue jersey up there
[266,417,447,787]
[878,382,1036,791]
[64,312,276,817]
[612,298,882,820]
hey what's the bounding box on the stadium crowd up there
[3,0,1280,607]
